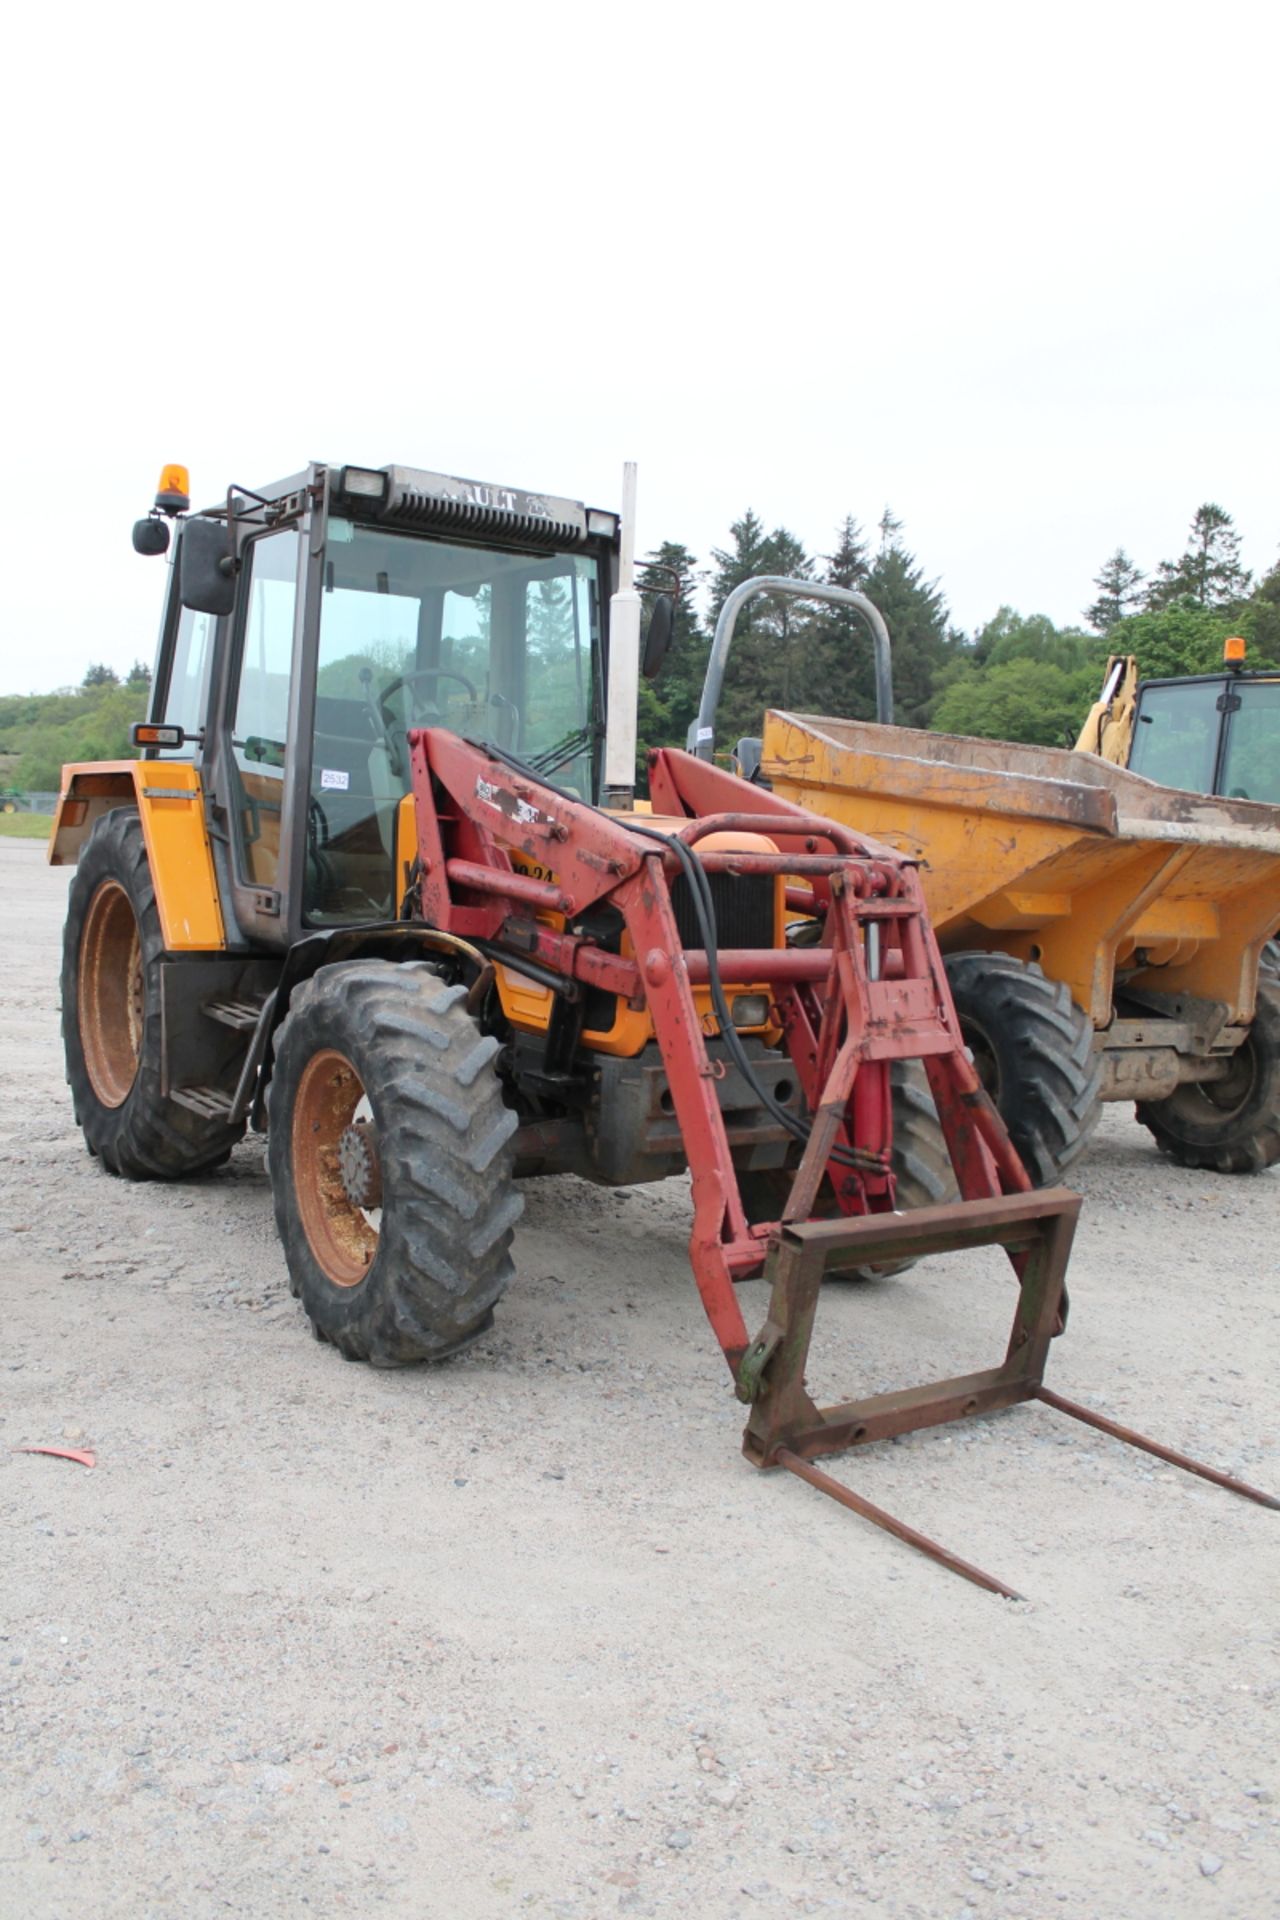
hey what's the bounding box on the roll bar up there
[689,577,894,761]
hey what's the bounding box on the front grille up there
[670,871,774,951]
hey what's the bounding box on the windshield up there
[1128,681,1221,793]
[305,521,600,924]
[1220,678,1280,804]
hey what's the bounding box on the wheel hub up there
[338,1118,382,1210]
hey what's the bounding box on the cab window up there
[1128,682,1220,793]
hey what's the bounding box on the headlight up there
[731,994,771,1029]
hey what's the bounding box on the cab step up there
[170,1084,236,1121]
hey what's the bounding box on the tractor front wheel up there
[944,950,1102,1186]
[1136,980,1280,1175]
[61,807,244,1178]
[266,960,523,1364]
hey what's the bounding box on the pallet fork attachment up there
[740,1190,1277,1599]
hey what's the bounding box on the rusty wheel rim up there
[78,880,144,1108]
[291,1049,380,1287]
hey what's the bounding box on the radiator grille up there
[670,871,775,951]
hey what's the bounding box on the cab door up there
[219,525,304,944]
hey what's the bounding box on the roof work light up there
[155,464,191,516]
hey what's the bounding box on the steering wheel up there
[371,667,479,777]
[379,668,478,724]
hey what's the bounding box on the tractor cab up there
[1126,650,1280,805]
[139,463,622,946]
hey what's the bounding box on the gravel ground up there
[2,839,1277,1920]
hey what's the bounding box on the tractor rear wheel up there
[61,807,244,1178]
[944,950,1101,1186]
[266,960,523,1364]
[738,1059,957,1278]
[1136,980,1280,1174]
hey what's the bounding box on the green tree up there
[1237,554,1280,665]
[1086,549,1145,631]
[637,541,706,752]
[82,663,119,688]
[972,607,1100,673]
[0,679,151,790]
[125,658,153,686]
[859,511,954,728]
[706,514,817,745]
[1147,504,1252,611]
[808,516,878,719]
[1091,592,1280,678]
[931,656,1097,746]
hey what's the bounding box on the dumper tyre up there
[1262,940,1280,984]
[944,950,1101,1186]
[61,806,244,1179]
[1135,979,1280,1175]
[738,1059,957,1279]
[266,959,523,1365]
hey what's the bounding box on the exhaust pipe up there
[602,460,641,809]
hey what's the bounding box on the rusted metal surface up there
[741,1191,1079,1462]
[401,728,1274,1594]
[407,732,1025,1376]
[1035,1387,1280,1510]
[775,1451,1025,1600]
[77,879,143,1110]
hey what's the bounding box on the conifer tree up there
[1085,550,1145,631]
[1146,505,1252,611]
[861,511,953,728]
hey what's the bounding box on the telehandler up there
[49,460,1274,1594]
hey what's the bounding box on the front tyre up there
[61,807,244,1178]
[266,960,523,1364]
[1136,980,1280,1175]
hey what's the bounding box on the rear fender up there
[48,760,225,952]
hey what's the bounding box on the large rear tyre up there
[61,807,244,1178]
[266,960,523,1364]
[944,950,1102,1186]
[1135,980,1280,1174]
[737,1059,957,1278]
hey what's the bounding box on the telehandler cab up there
[49,460,1275,1594]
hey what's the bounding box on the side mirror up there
[731,737,768,785]
[641,593,675,681]
[179,517,238,617]
[133,516,170,556]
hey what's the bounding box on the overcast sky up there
[2,0,1276,692]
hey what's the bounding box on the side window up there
[229,530,300,889]
[1128,684,1220,793]
[161,603,217,752]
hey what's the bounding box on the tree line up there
[636,500,1279,765]
[0,662,152,793]
[3,504,1276,791]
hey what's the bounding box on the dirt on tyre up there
[738,1059,958,1279]
[1136,979,1280,1175]
[944,950,1101,1187]
[61,807,244,1178]
[266,959,523,1365]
